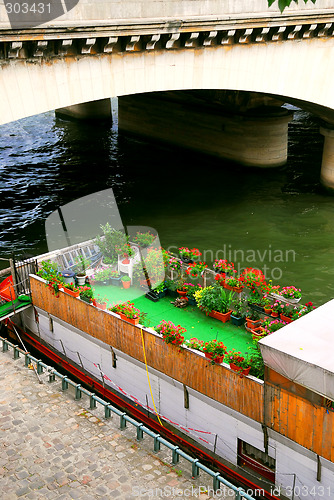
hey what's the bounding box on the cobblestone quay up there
[0,349,234,499]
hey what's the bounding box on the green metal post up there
[104,405,111,419]
[172,446,180,464]
[13,345,20,359]
[61,377,69,391]
[192,459,199,478]
[37,360,43,374]
[136,424,144,441]
[120,413,127,430]
[24,352,30,367]
[2,339,8,352]
[213,472,220,491]
[153,435,161,452]
[48,372,56,383]
[75,385,82,400]
[90,394,97,409]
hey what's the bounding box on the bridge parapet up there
[1,20,334,60]
[0,0,333,34]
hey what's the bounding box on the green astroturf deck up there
[92,284,252,356]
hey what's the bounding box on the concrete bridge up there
[1,0,334,186]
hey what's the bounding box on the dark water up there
[0,104,333,306]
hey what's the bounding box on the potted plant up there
[74,254,90,286]
[161,279,176,298]
[280,286,302,303]
[226,349,252,377]
[245,309,261,329]
[292,301,316,320]
[132,231,156,248]
[155,320,186,347]
[184,338,204,352]
[262,319,287,335]
[202,339,227,364]
[37,260,64,297]
[168,256,182,275]
[279,303,296,323]
[93,294,109,310]
[121,274,131,289]
[224,276,244,293]
[213,259,236,277]
[194,284,235,323]
[271,301,281,317]
[178,247,201,264]
[185,261,207,279]
[63,282,80,298]
[79,286,94,303]
[263,297,272,315]
[109,301,140,325]
[152,282,168,299]
[230,302,244,326]
[95,224,130,266]
[183,283,202,306]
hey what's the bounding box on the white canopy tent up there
[259,299,334,401]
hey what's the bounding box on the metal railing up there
[0,335,258,500]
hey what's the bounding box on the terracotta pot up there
[122,280,131,289]
[280,314,292,323]
[177,289,187,297]
[205,352,224,364]
[93,300,107,310]
[271,311,279,317]
[251,327,266,340]
[232,286,244,293]
[119,313,139,325]
[209,310,232,323]
[122,258,130,264]
[230,363,251,377]
[63,287,80,298]
[264,307,272,315]
[246,318,261,329]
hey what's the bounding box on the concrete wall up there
[0,0,333,29]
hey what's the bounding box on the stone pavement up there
[0,349,235,499]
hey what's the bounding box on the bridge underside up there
[1,33,334,185]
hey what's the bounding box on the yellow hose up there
[140,328,163,427]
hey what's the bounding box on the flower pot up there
[110,277,121,286]
[63,287,80,298]
[232,286,244,293]
[231,314,244,327]
[209,310,232,323]
[271,311,279,318]
[145,291,159,302]
[119,313,139,325]
[246,318,261,329]
[205,352,224,364]
[224,284,233,291]
[251,327,266,340]
[264,307,272,315]
[122,280,131,289]
[280,314,292,323]
[229,362,242,373]
[92,299,107,310]
[122,258,130,264]
[177,289,187,297]
[76,274,86,286]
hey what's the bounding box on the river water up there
[0,103,333,306]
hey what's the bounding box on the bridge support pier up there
[55,98,112,121]
[320,125,334,191]
[119,93,292,167]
